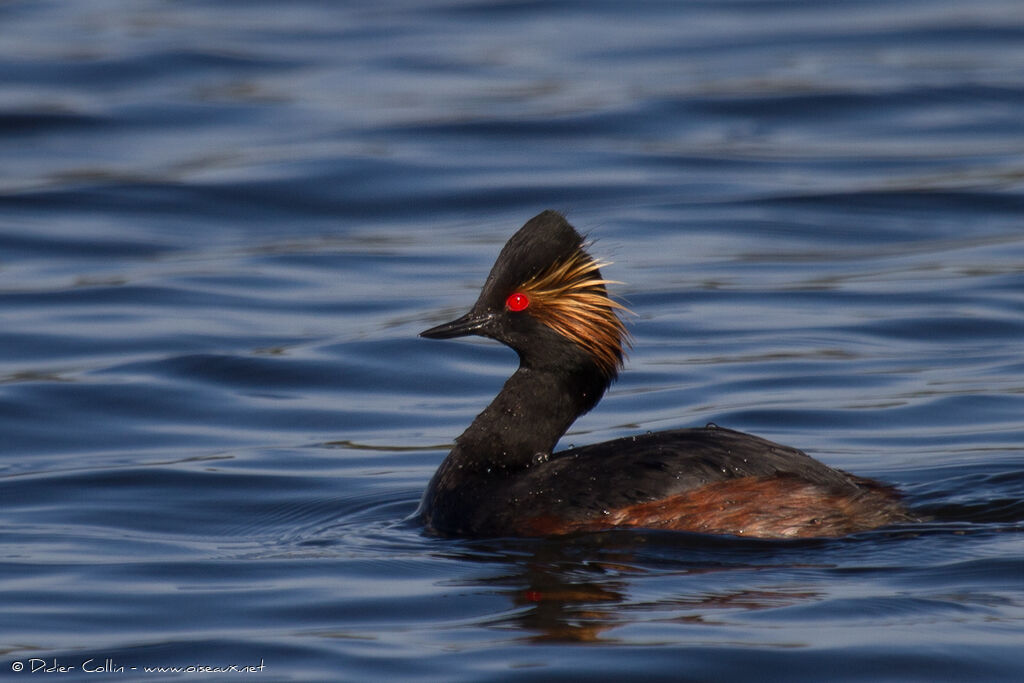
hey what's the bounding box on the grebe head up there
[421,210,630,378]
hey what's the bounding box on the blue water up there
[2,1,1023,680]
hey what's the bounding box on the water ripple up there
[2,0,1023,680]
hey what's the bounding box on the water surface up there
[2,1,1023,680]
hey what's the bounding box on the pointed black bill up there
[420,310,493,339]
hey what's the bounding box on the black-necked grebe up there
[419,210,911,538]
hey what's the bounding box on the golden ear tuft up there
[517,248,631,376]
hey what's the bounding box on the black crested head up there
[479,210,584,304]
[421,210,630,379]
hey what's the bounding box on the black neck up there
[448,357,610,472]
[420,352,612,534]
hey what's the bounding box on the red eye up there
[505,292,530,312]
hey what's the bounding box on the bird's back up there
[482,426,912,538]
